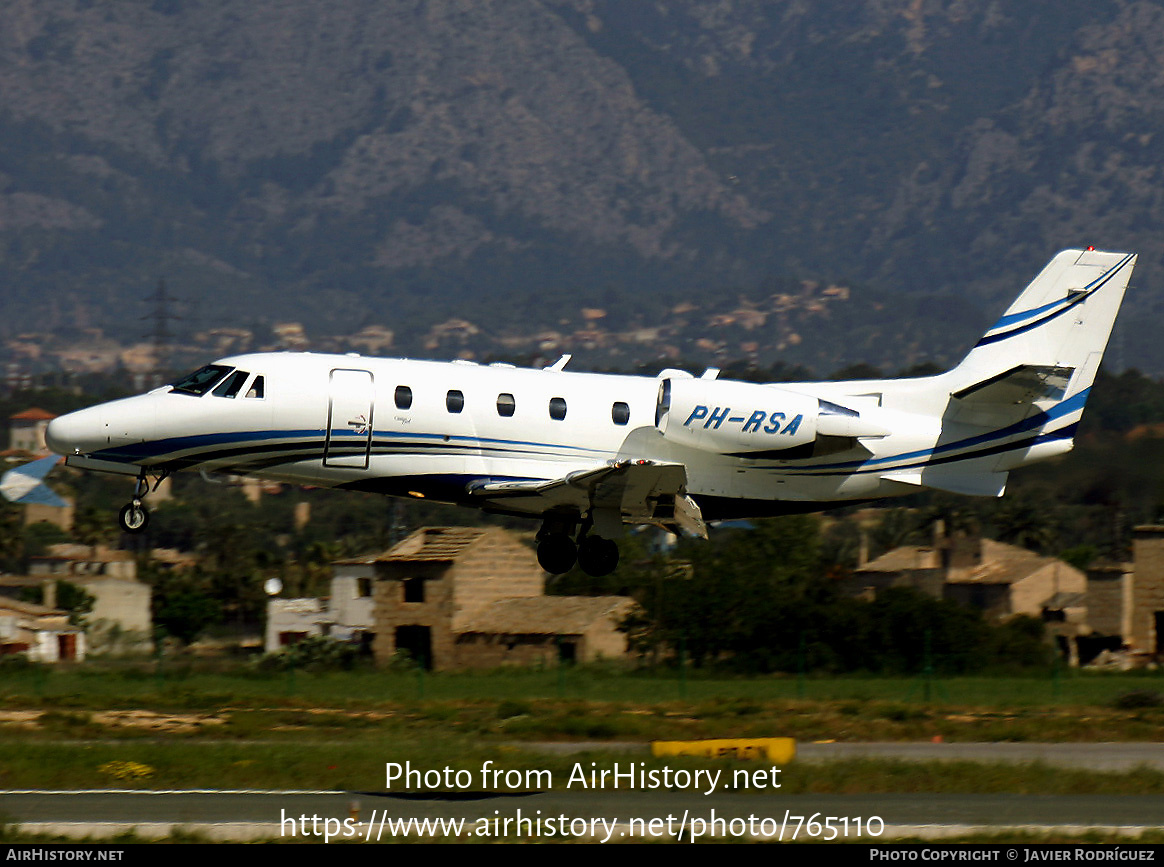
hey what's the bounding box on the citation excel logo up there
[683,405,804,436]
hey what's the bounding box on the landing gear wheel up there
[537,533,577,574]
[577,536,620,577]
[118,502,149,534]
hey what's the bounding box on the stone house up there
[941,539,1086,624]
[371,527,635,670]
[847,535,1089,663]
[264,527,634,668]
[850,536,1085,615]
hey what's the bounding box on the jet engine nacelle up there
[656,378,819,456]
[655,377,888,458]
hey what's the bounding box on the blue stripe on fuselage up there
[88,427,614,465]
[768,388,1088,477]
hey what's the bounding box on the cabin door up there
[324,368,375,469]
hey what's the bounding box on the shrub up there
[256,636,361,672]
[1113,690,1164,710]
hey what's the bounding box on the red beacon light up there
[1086,245,1095,251]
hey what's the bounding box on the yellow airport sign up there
[650,737,796,763]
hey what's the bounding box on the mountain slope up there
[0,1,1161,371]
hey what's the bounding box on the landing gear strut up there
[536,514,621,577]
[117,474,153,534]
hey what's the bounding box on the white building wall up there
[265,598,328,652]
[31,631,58,663]
[329,568,376,633]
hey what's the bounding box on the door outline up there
[324,368,375,469]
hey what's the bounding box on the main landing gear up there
[118,473,161,534]
[536,515,620,577]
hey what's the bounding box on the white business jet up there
[31,248,1134,576]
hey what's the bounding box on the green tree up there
[154,588,219,645]
[22,521,70,558]
[630,515,831,669]
[0,502,24,571]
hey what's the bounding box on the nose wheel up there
[118,501,150,534]
[117,474,155,534]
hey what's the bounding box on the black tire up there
[577,535,620,577]
[118,503,149,534]
[537,534,577,574]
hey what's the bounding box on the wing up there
[467,459,707,538]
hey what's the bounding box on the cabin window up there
[245,376,265,399]
[612,401,630,425]
[549,397,567,420]
[446,390,464,413]
[497,393,516,417]
[395,385,413,410]
[212,370,249,398]
[171,364,233,397]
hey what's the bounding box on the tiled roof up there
[335,527,490,565]
[946,540,1049,585]
[385,527,487,561]
[858,546,938,572]
[10,408,56,421]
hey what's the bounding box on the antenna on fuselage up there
[544,354,572,371]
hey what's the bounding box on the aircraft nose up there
[45,406,106,456]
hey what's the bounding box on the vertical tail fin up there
[863,250,1133,498]
[952,248,1136,398]
[937,249,1135,481]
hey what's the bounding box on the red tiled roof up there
[10,408,56,421]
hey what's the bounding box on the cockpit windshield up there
[170,364,234,396]
[212,370,250,398]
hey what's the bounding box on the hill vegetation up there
[2,2,1164,371]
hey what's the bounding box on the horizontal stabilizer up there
[0,456,68,508]
[882,466,1008,498]
[952,364,1074,405]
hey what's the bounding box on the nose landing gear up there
[117,473,161,534]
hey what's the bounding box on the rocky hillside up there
[1,0,1162,371]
